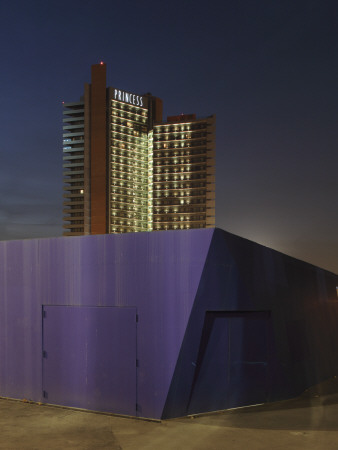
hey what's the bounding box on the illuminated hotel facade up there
[63,63,215,235]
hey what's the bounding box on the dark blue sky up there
[0,0,337,273]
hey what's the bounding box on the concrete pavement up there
[1,379,338,449]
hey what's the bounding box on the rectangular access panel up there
[42,306,137,416]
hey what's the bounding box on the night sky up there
[0,0,337,274]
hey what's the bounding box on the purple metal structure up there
[0,228,337,419]
[42,306,137,415]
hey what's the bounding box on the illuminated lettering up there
[113,88,144,108]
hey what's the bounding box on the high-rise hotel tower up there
[63,63,215,235]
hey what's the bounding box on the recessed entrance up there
[188,311,270,413]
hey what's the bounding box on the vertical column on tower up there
[90,63,107,234]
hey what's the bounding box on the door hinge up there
[136,359,139,367]
[43,390,48,399]
[136,314,139,323]
[42,310,47,318]
[42,350,47,359]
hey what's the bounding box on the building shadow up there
[175,377,338,431]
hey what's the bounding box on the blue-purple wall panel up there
[0,229,214,419]
[1,228,338,419]
[162,229,338,418]
[42,305,137,415]
[0,240,42,401]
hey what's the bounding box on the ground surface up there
[1,379,338,449]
